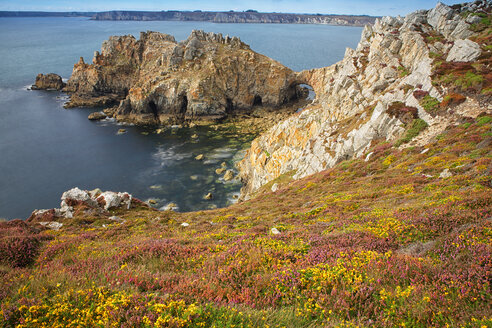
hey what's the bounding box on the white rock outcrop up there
[446,39,482,62]
[238,1,485,199]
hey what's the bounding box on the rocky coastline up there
[4,2,492,326]
[91,11,377,26]
[30,0,491,202]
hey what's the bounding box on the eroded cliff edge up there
[238,1,492,199]
[63,30,303,125]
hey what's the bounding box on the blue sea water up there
[0,17,362,219]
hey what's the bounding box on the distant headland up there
[0,10,378,26]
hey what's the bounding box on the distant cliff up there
[91,11,377,26]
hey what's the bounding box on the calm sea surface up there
[0,17,362,219]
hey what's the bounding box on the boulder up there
[204,193,213,200]
[439,168,453,178]
[223,170,234,181]
[39,221,63,230]
[28,188,137,220]
[195,154,204,160]
[97,191,132,210]
[446,39,482,62]
[88,112,107,120]
[31,73,65,90]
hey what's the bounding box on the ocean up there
[0,17,362,219]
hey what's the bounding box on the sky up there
[0,0,468,17]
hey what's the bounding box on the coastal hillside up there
[91,11,377,26]
[1,1,491,327]
[239,0,492,198]
[1,100,490,328]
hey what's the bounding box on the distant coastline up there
[0,11,94,17]
[0,10,378,26]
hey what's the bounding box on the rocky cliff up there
[238,0,492,198]
[91,11,377,27]
[63,30,301,125]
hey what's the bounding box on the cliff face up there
[91,11,377,27]
[64,30,300,125]
[238,1,492,198]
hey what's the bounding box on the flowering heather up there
[0,117,491,327]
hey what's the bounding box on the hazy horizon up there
[0,0,467,17]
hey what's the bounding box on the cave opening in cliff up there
[253,95,262,106]
[180,95,188,114]
[288,83,315,103]
[148,100,159,119]
[226,98,234,114]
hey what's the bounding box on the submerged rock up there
[162,202,178,211]
[31,73,65,91]
[223,170,234,181]
[215,168,226,175]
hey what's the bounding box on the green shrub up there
[397,66,410,77]
[455,72,484,89]
[420,95,440,113]
[477,116,491,126]
[395,119,429,146]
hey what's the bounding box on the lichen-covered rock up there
[63,30,299,125]
[31,73,65,90]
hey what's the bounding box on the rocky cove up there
[32,0,492,206]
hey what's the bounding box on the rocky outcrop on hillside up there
[31,73,65,91]
[27,188,140,225]
[62,30,301,125]
[238,0,492,198]
[92,11,377,27]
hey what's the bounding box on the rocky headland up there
[59,30,309,126]
[238,0,492,199]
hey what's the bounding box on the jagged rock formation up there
[238,0,492,198]
[91,11,377,27]
[63,30,301,125]
[31,73,65,90]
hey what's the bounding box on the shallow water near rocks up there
[0,17,362,219]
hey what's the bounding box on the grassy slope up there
[1,113,491,328]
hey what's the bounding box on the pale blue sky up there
[0,0,466,16]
